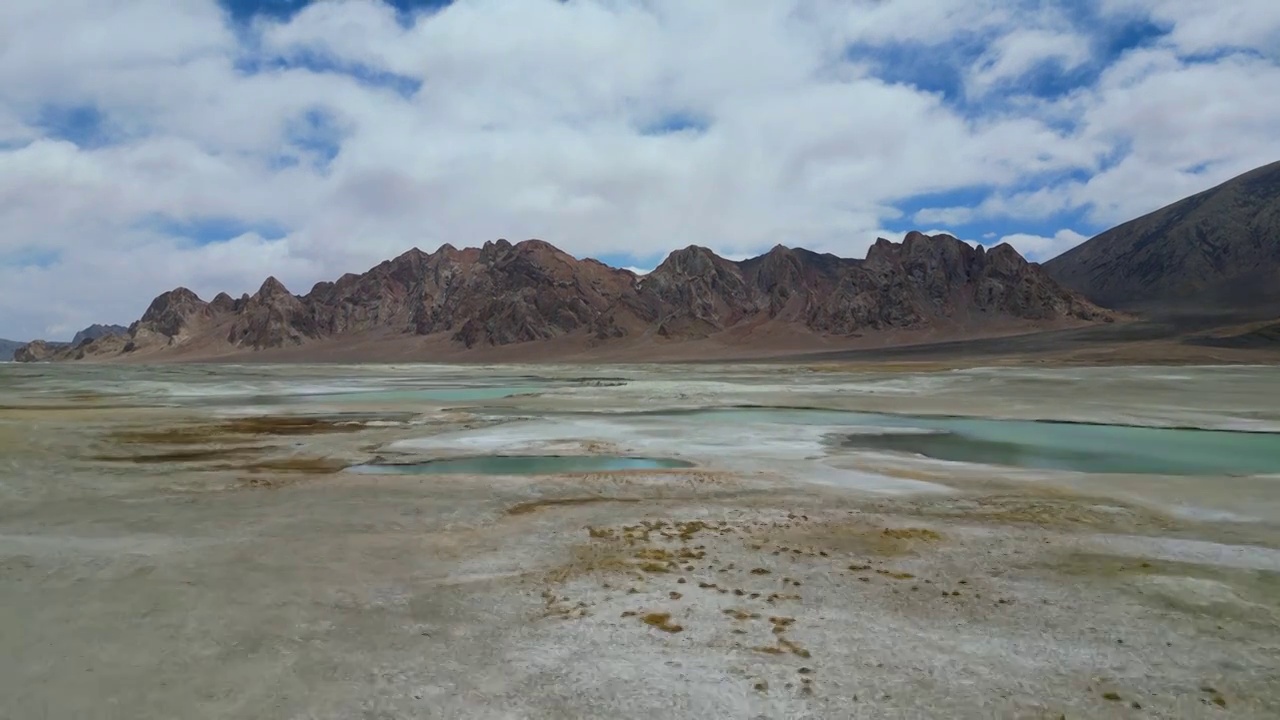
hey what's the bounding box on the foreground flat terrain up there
[1,364,1278,719]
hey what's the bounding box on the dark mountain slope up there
[1043,160,1280,313]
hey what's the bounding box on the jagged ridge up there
[17,232,1111,362]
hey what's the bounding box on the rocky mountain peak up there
[136,287,211,339]
[255,276,292,299]
[479,238,514,262]
[228,277,317,350]
[210,292,237,313]
[864,237,900,266]
[13,340,54,363]
[650,245,730,277]
[394,247,428,263]
[512,238,559,254]
[983,242,1027,274]
[141,287,203,320]
[71,323,128,346]
[645,246,756,337]
[901,230,933,246]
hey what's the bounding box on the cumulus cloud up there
[967,29,1093,95]
[0,0,1277,339]
[1100,0,1280,58]
[996,230,1090,262]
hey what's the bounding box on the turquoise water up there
[349,455,695,475]
[305,386,543,403]
[688,408,1280,476]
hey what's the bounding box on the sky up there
[2,1,1279,340]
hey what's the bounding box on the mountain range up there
[13,232,1111,363]
[14,159,1279,364]
[2,324,128,362]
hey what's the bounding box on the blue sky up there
[2,0,1279,339]
[223,0,452,22]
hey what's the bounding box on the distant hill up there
[1043,160,1280,314]
[72,324,128,346]
[6,323,128,362]
[0,339,23,361]
[13,232,1112,363]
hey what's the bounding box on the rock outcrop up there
[1043,159,1280,312]
[227,277,320,349]
[17,233,1113,362]
[13,340,57,363]
[8,321,134,362]
[71,324,128,346]
[129,287,215,345]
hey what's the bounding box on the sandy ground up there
[66,317,1155,366]
[40,304,1279,368]
[2,396,1279,719]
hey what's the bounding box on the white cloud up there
[968,29,1093,95]
[1100,0,1280,58]
[995,229,1090,262]
[0,0,1277,339]
[913,206,975,226]
[832,0,1014,46]
[1068,50,1280,225]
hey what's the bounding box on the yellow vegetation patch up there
[881,527,943,542]
[634,548,675,561]
[91,445,270,464]
[755,517,944,557]
[543,543,639,583]
[778,637,811,658]
[640,612,684,633]
[893,492,1182,533]
[96,414,407,471]
[242,456,349,474]
[507,496,642,516]
[111,415,384,445]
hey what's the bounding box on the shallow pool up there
[549,408,1280,476]
[705,410,1280,476]
[307,386,544,403]
[348,455,695,475]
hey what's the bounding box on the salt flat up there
[1,363,1278,718]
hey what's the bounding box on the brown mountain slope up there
[17,233,1112,363]
[1043,160,1280,313]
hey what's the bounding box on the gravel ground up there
[2,365,1278,719]
[2,462,1278,719]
